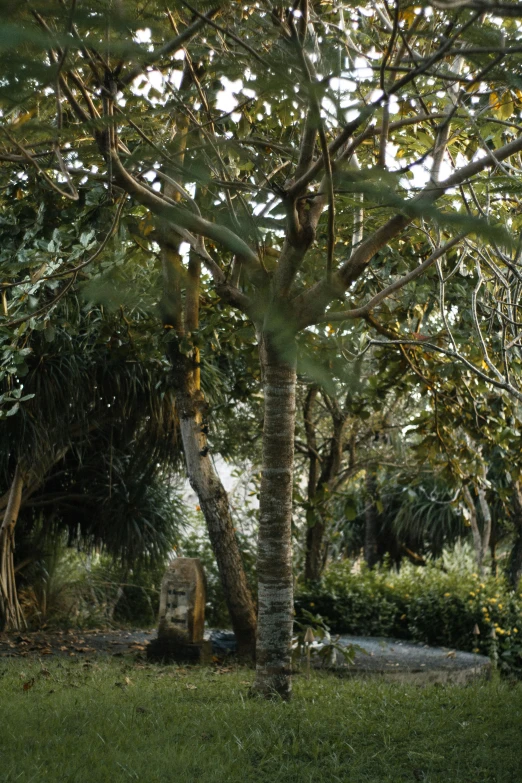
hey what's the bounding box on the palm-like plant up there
[0,292,183,629]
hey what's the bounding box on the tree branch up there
[295,129,522,328]
[322,233,466,322]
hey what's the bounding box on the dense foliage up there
[296,546,522,675]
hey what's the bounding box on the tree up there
[3,0,522,697]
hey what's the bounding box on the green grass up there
[0,659,520,783]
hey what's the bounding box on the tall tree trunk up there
[0,463,26,631]
[364,471,380,568]
[254,335,296,699]
[508,480,522,589]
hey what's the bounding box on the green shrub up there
[295,547,522,676]
[19,545,163,629]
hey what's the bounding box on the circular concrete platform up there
[316,635,491,684]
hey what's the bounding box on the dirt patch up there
[0,629,154,659]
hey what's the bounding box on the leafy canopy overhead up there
[2,1,522,401]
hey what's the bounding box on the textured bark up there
[254,335,297,699]
[364,471,380,568]
[0,464,26,631]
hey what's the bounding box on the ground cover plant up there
[0,658,520,783]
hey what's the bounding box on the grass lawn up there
[0,658,520,783]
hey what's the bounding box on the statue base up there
[146,636,212,664]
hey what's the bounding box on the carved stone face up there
[158,559,205,643]
[165,585,189,631]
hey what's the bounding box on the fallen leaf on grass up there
[185,684,197,690]
[114,677,133,688]
[23,678,35,691]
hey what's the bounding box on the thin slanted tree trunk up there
[157,82,258,657]
[364,471,380,568]
[170,341,257,657]
[254,335,296,699]
[0,463,26,631]
[162,242,257,659]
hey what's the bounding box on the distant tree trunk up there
[305,516,326,583]
[0,463,26,631]
[490,533,497,577]
[254,335,296,699]
[304,391,346,582]
[364,471,380,568]
[462,483,491,576]
[508,480,522,589]
[161,239,257,660]
[303,386,322,582]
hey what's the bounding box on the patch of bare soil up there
[0,629,155,659]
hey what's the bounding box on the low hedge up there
[295,556,522,675]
